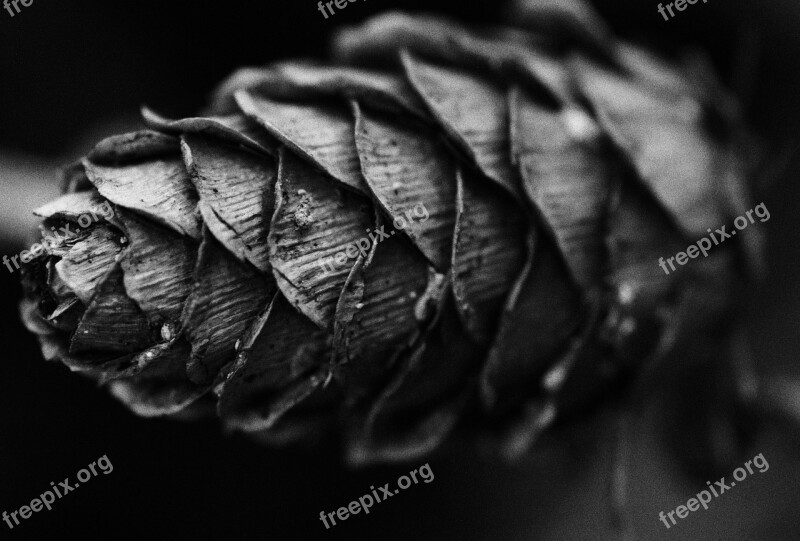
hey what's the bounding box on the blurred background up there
[1,0,799,539]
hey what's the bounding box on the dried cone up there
[20,3,761,464]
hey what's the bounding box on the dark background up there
[1,1,799,540]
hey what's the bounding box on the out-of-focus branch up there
[756,375,800,430]
[0,150,60,248]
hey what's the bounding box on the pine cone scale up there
[118,208,198,325]
[183,230,274,384]
[181,134,276,273]
[268,147,373,329]
[83,155,202,239]
[353,103,457,271]
[510,86,611,290]
[236,91,370,195]
[401,51,525,202]
[452,169,527,342]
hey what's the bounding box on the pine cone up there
[20,3,760,464]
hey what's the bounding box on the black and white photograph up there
[2,0,799,539]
